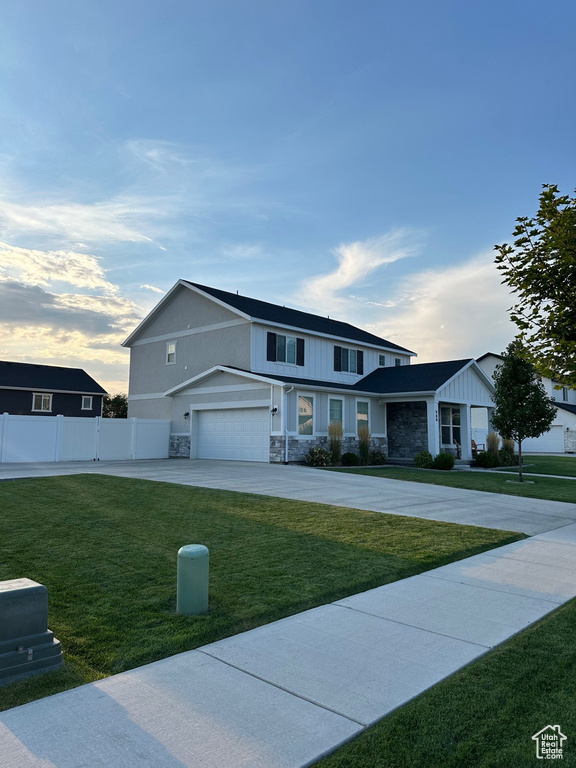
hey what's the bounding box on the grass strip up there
[331,466,576,504]
[0,474,521,711]
[497,455,576,478]
[315,597,576,768]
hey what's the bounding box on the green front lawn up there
[331,466,576,504]
[316,597,576,768]
[0,475,521,711]
[499,455,576,478]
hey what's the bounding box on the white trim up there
[166,341,177,365]
[130,318,248,347]
[327,396,344,428]
[128,393,168,401]
[0,386,105,396]
[81,396,93,411]
[164,366,284,396]
[182,383,270,396]
[32,392,53,412]
[355,397,370,434]
[190,399,271,411]
[297,391,315,438]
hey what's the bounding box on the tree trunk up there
[518,440,523,483]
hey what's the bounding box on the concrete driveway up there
[1,458,576,534]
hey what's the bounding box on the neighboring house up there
[0,361,107,418]
[474,352,576,453]
[123,280,496,463]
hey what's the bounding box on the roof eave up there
[251,320,416,355]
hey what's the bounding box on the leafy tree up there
[103,393,128,418]
[490,341,556,482]
[494,184,576,388]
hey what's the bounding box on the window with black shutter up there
[335,345,363,373]
[267,331,305,365]
[267,332,277,362]
[334,345,342,372]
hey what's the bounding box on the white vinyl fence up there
[0,414,171,463]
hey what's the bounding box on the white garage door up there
[196,408,270,462]
[522,425,564,453]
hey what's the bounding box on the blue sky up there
[1,1,575,391]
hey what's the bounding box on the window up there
[394,358,402,367]
[379,355,386,366]
[563,387,569,402]
[334,346,364,374]
[81,396,93,410]
[32,393,52,412]
[329,398,343,426]
[266,332,305,366]
[356,401,369,433]
[166,342,176,365]
[441,407,461,446]
[298,395,314,436]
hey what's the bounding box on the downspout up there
[284,386,294,464]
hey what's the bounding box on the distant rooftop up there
[0,361,107,394]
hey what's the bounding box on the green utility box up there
[0,578,63,685]
[177,545,209,615]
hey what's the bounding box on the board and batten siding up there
[250,324,411,384]
[437,367,494,406]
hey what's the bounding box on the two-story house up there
[123,281,495,462]
[475,352,576,453]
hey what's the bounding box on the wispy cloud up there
[0,197,159,245]
[370,253,516,361]
[296,230,418,317]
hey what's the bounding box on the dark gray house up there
[0,361,107,417]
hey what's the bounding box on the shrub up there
[486,431,500,455]
[498,447,517,466]
[358,425,371,466]
[341,451,359,466]
[328,421,343,466]
[413,450,433,469]
[431,451,455,471]
[305,446,331,467]
[475,450,500,468]
[369,449,387,465]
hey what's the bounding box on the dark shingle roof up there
[186,282,415,354]
[245,359,476,395]
[354,359,475,393]
[0,361,107,394]
[556,402,576,417]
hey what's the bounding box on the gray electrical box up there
[0,578,64,686]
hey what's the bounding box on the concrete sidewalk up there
[2,523,576,768]
[2,458,576,534]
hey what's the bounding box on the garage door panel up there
[522,425,564,453]
[197,407,270,462]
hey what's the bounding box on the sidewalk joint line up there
[196,649,368,727]
[424,573,566,604]
[331,604,491,648]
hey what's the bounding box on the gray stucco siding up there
[136,286,243,340]
[127,396,172,420]
[128,323,252,396]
